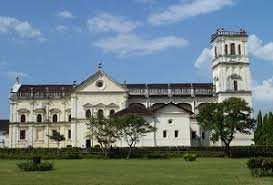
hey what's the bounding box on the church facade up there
[8,30,253,148]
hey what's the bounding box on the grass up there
[0,158,272,185]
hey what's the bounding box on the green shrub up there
[145,153,169,159]
[183,154,197,161]
[61,153,81,159]
[247,157,273,176]
[17,161,54,171]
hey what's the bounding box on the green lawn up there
[0,158,272,185]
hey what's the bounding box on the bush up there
[145,153,169,159]
[17,161,54,171]
[183,154,197,161]
[61,153,81,159]
[247,157,273,176]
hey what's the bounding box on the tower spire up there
[16,76,20,84]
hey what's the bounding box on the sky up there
[0,0,273,119]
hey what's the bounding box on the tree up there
[117,114,156,159]
[47,131,65,156]
[86,115,120,158]
[254,111,263,145]
[196,97,254,156]
[262,113,269,145]
[267,112,273,145]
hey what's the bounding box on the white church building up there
[8,29,253,148]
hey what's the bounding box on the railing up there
[129,88,213,96]
[10,92,71,99]
[211,30,248,42]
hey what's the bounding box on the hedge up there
[1,146,273,159]
[17,161,54,171]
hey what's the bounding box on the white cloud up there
[253,77,273,103]
[93,34,188,56]
[194,48,211,69]
[135,0,157,3]
[0,60,28,79]
[0,61,8,70]
[55,25,82,33]
[148,0,233,25]
[5,71,28,79]
[55,25,68,32]
[56,10,74,19]
[87,13,139,33]
[248,34,273,61]
[0,16,45,42]
[194,48,212,76]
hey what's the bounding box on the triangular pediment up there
[74,70,127,93]
[83,103,93,108]
[153,103,193,115]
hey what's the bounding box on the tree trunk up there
[224,143,231,157]
[104,149,108,159]
[57,141,60,157]
[126,147,132,159]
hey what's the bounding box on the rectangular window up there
[20,130,26,140]
[163,130,167,138]
[230,43,235,55]
[225,44,228,55]
[238,44,241,55]
[52,130,57,135]
[175,130,179,138]
[234,81,238,91]
[191,131,196,140]
[68,129,71,139]
[202,132,205,140]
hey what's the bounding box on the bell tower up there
[211,29,252,107]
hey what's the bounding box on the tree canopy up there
[196,97,254,156]
[86,115,120,158]
[117,114,156,159]
[254,111,273,145]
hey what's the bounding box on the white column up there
[62,101,66,122]
[8,124,13,148]
[29,125,33,147]
[71,94,78,147]
[71,122,77,147]
[9,102,14,122]
[45,124,49,148]
[13,125,17,148]
[46,102,50,122]
[30,102,34,122]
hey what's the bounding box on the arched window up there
[109,109,115,117]
[230,43,235,55]
[233,80,238,91]
[214,47,217,58]
[238,44,241,55]
[20,114,26,123]
[53,114,58,123]
[68,114,71,122]
[225,44,228,55]
[97,109,104,118]
[85,110,91,119]
[37,114,42,123]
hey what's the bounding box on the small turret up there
[11,76,22,93]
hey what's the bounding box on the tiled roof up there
[115,104,153,116]
[18,85,73,93]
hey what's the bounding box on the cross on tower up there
[98,62,102,70]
